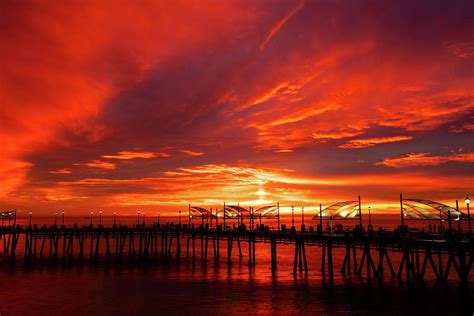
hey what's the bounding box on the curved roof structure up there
[404,199,467,219]
[218,205,247,219]
[253,205,278,218]
[218,204,279,218]
[403,203,441,220]
[0,211,14,219]
[191,204,279,219]
[312,201,360,220]
[189,206,214,219]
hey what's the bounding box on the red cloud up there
[377,152,474,167]
[1,1,473,213]
[339,136,413,149]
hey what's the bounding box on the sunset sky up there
[1,0,473,215]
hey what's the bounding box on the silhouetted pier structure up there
[1,196,473,286]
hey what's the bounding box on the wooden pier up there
[1,223,473,285]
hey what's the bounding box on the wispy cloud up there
[180,149,204,156]
[377,152,474,167]
[102,151,157,160]
[312,130,364,142]
[75,160,117,170]
[339,136,413,149]
[50,168,72,174]
[259,0,305,50]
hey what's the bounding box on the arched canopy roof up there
[253,205,278,218]
[217,204,278,218]
[218,205,248,219]
[190,204,279,219]
[312,201,359,220]
[0,211,15,219]
[189,206,214,218]
[403,203,441,220]
[404,199,467,219]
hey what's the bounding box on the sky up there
[1,0,473,216]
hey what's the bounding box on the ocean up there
[0,214,472,315]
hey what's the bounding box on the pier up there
[1,221,473,286]
[1,196,473,286]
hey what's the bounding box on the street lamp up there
[29,211,32,226]
[301,206,305,226]
[291,206,295,227]
[99,210,102,226]
[61,211,65,226]
[466,197,471,235]
[137,210,140,225]
[368,206,372,226]
[90,211,93,226]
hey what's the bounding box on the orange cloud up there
[312,130,364,142]
[102,151,157,160]
[76,160,117,170]
[339,136,413,149]
[180,150,204,156]
[378,152,474,167]
[50,169,72,174]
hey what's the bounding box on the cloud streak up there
[259,0,305,50]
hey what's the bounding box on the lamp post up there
[223,202,226,231]
[99,210,102,226]
[291,206,295,227]
[61,211,65,226]
[29,211,32,226]
[448,209,452,230]
[1,213,4,226]
[251,207,254,231]
[277,202,280,231]
[301,206,305,226]
[456,200,461,231]
[439,209,442,232]
[466,197,471,236]
[54,212,58,226]
[90,212,93,226]
[399,194,404,229]
[319,204,323,234]
[237,203,243,226]
[209,208,213,229]
[368,206,372,226]
[137,210,140,226]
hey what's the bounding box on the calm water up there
[1,215,473,315]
